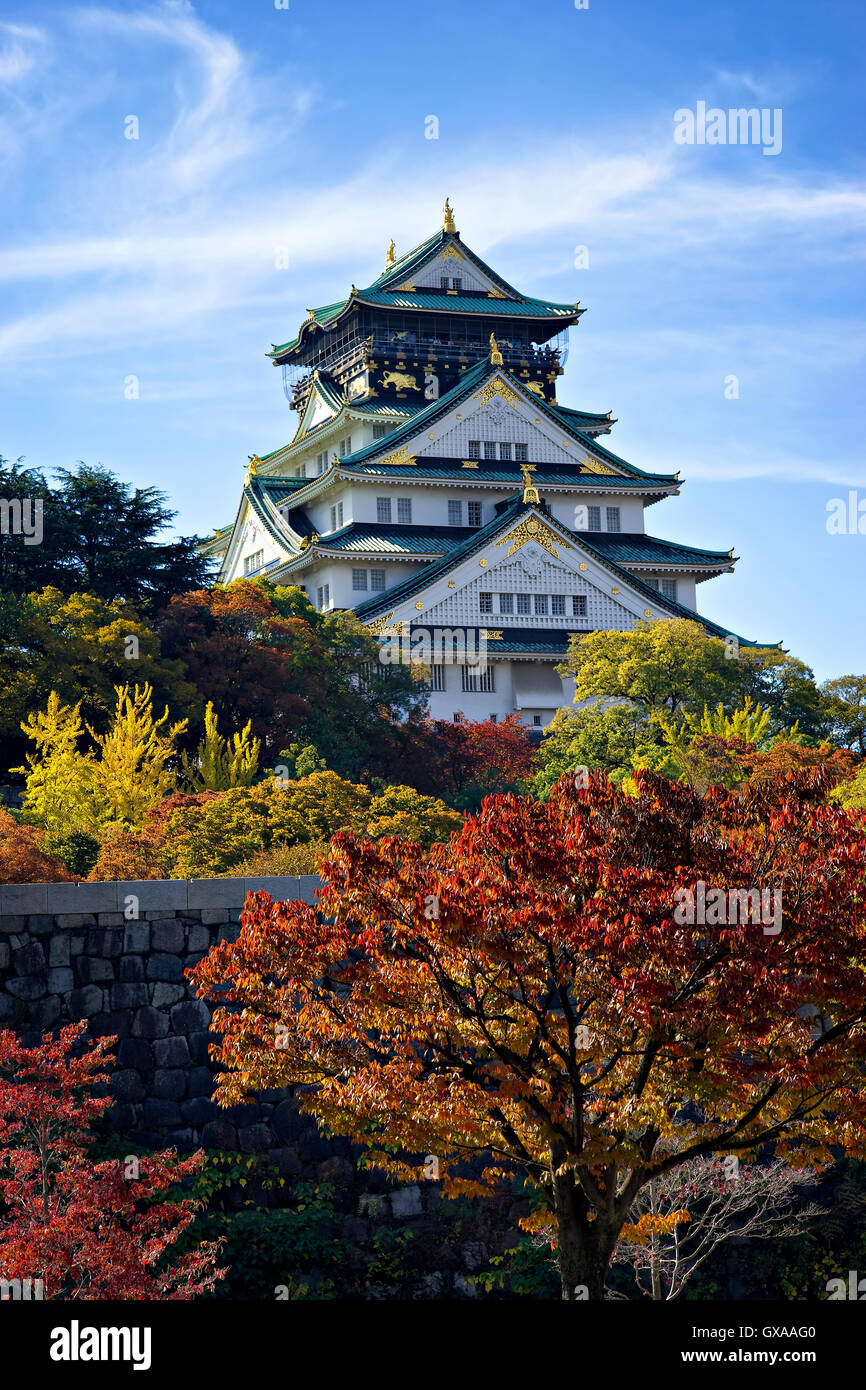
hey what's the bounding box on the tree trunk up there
[550,1151,616,1301]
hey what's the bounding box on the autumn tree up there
[193,769,866,1301]
[821,674,866,756]
[611,1157,823,1300]
[0,1023,223,1299]
[0,810,72,884]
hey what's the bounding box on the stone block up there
[97,913,126,927]
[238,1123,272,1152]
[75,956,114,985]
[54,914,96,930]
[151,982,185,1008]
[122,922,150,954]
[116,880,188,912]
[26,996,60,1030]
[0,916,26,933]
[187,1031,212,1064]
[68,985,104,1018]
[153,1069,186,1101]
[200,1120,237,1149]
[390,1185,423,1218]
[0,942,9,970]
[110,982,149,1010]
[118,956,145,982]
[111,1069,147,1103]
[358,1194,389,1219]
[199,909,229,925]
[186,924,211,953]
[188,878,247,910]
[7,975,46,1001]
[187,1066,213,1098]
[170,1000,210,1034]
[48,937,70,967]
[132,1007,170,1039]
[294,875,321,906]
[182,1096,217,1126]
[143,1098,182,1127]
[151,920,185,953]
[86,927,123,957]
[153,1036,190,1067]
[117,1038,154,1069]
[46,967,74,994]
[316,1156,354,1187]
[45,883,87,913]
[146,953,185,983]
[0,994,18,1024]
[13,941,45,975]
[217,923,241,944]
[90,1011,130,1040]
[26,914,54,936]
[1,883,48,914]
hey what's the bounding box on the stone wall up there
[0,876,321,1153]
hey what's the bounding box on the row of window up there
[581,506,620,533]
[376,496,413,524]
[243,550,265,576]
[479,592,588,617]
[430,665,494,693]
[467,441,529,462]
[648,578,678,599]
[352,568,387,592]
[440,276,463,291]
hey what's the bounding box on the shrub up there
[0,809,73,883]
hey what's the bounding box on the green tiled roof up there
[344,457,671,489]
[353,496,772,648]
[315,522,465,555]
[553,404,614,428]
[337,359,676,485]
[587,533,733,567]
[268,226,579,359]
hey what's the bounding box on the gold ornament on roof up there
[475,378,519,409]
[245,454,262,482]
[385,239,396,269]
[443,198,456,234]
[520,465,540,505]
[495,513,574,561]
[489,333,503,367]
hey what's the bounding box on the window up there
[499,593,514,614]
[448,500,462,526]
[352,569,367,591]
[479,592,493,614]
[397,497,412,524]
[483,441,497,461]
[606,506,621,533]
[573,595,587,617]
[316,450,328,475]
[377,496,392,523]
[551,594,566,616]
[661,578,678,600]
[373,423,387,440]
[338,435,352,457]
[451,278,462,291]
[534,594,548,616]
[515,443,528,463]
[431,665,446,692]
[587,506,601,531]
[468,440,481,459]
[329,502,344,531]
[499,442,512,461]
[533,714,542,727]
[462,665,495,693]
[516,593,531,615]
[440,276,450,289]
[294,465,305,478]
[467,500,482,527]
[316,584,330,610]
[370,569,386,592]
[243,550,264,576]
[489,713,497,724]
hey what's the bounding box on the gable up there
[397,244,515,298]
[295,378,341,441]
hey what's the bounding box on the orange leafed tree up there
[192,770,866,1300]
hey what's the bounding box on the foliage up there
[0,585,198,779]
[232,840,330,878]
[0,1022,224,1298]
[181,701,261,792]
[15,692,97,838]
[822,674,866,756]
[0,809,73,883]
[51,832,101,878]
[532,702,658,797]
[192,767,866,1301]
[831,763,866,810]
[395,714,536,809]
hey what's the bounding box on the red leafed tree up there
[0,809,73,884]
[0,1023,224,1299]
[399,713,536,805]
[192,769,866,1301]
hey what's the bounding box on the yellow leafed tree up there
[88,684,187,828]
[180,701,260,792]
[16,693,97,838]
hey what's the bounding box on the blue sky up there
[0,0,863,679]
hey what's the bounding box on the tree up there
[88,683,187,827]
[822,674,866,755]
[157,581,426,771]
[532,702,657,797]
[0,809,72,884]
[0,462,212,608]
[612,1157,823,1300]
[0,456,59,594]
[0,586,198,779]
[397,714,536,808]
[15,693,96,840]
[192,768,866,1301]
[0,1022,223,1299]
[180,701,260,792]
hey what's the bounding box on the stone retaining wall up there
[0,876,321,1154]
